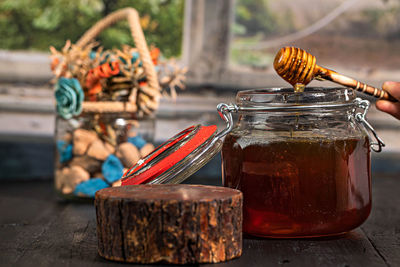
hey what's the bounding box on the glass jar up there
[221,87,377,238]
[54,112,155,199]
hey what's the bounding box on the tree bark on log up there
[95,184,242,264]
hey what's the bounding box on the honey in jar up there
[222,87,372,238]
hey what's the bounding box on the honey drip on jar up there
[222,135,371,238]
[294,83,305,93]
[291,83,304,136]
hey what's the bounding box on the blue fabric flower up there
[74,178,109,197]
[102,154,124,183]
[128,135,146,149]
[131,51,139,63]
[89,51,97,60]
[56,140,73,163]
[55,77,84,119]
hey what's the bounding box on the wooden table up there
[1,175,399,267]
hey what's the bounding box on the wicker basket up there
[74,7,160,114]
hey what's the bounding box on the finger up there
[382,81,400,100]
[376,100,400,120]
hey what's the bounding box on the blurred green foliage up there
[0,0,184,57]
[234,0,400,39]
[234,0,276,37]
[232,0,277,67]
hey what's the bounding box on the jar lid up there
[121,124,224,185]
[121,103,233,185]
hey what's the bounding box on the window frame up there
[182,0,284,90]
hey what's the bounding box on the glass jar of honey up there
[120,86,384,238]
[221,87,383,238]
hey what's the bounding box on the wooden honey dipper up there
[274,47,397,101]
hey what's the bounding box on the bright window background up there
[230,0,400,79]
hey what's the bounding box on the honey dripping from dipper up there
[273,47,312,93]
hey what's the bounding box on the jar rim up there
[236,87,356,109]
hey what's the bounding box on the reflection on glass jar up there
[54,113,155,199]
[222,87,371,238]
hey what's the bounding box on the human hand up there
[375,81,400,120]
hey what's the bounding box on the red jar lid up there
[121,124,223,185]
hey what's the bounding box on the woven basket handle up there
[76,7,160,92]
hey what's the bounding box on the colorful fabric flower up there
[85,61,120,101]
[102,154,124,183]
[131,51,140,64]
[74,178,109,197]
[55,77,84,119]
[150,47,160,65]
[128,135,146,149]
[56,140,73,163]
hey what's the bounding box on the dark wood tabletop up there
[1,175,399,267]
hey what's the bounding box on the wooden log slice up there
[95,184,242,264]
